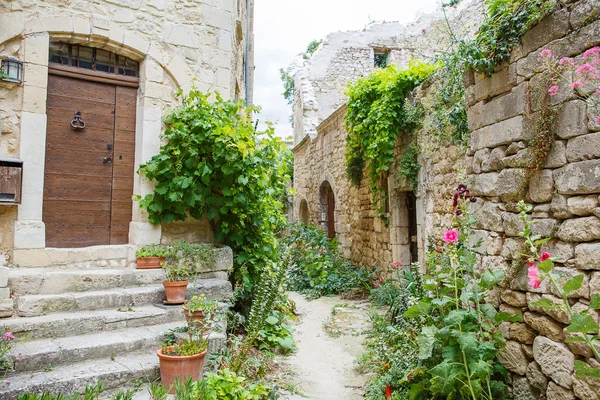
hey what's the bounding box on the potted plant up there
[162,248,194,304]
[157,307,222,393]
[182,294,220,331]
[135,244,169,269]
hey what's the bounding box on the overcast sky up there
[253,0,440,139]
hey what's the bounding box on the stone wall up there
[0,0,253,257]
[460,2,600,398]
[293,0,600,397]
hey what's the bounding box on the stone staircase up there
[0,245,232,399]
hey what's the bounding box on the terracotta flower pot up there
[163,280,188,304]
[182,305,205,326]
[136,256,165,269]
[157,347,207,394]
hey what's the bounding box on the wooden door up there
[43,74,136,248]
[407,192,418,263]
[327,187,335,239]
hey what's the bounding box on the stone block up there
[202,5,233,31]
[575,242,600,270]
[544,140,567,168]
[469,115,526,152]
[503,212,525,237]
[24,63,48,89]
[551,194,572,219]
[468,83,527,131]
[497,168,528,201]
[472,64,516,103]
[22,85,47,114]
[531,218,559,238]
[526,361,548,392]
[497,340,529,375]
[566,132,600,162]
[554,160,600,194]
[474,201,504,232]
[512,376,540,400]
[501,289,527,307]
[533,336,574,389]
[524,312,565,342]
[527,292,570,323]
[556,100,589,139]
[529,169,554,203]
[556,216,600,242]
[0,267,8,287]
[520,8,571,56]
[0,288,9,299]
[0,299,13,318]
[24,33,50,66]
[588,104,600,132]
[501,238,525,260]
[469,172,499,197]
[567,195,598,216]
[540,240,575,263]
[14,220,46,249]
[510,322,537,344]
[547,382,576,400]
[570,0,600,30]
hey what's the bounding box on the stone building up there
[293,0,600,398]
[0,0,252,395]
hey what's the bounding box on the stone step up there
[0,351,160,399]
[1,304,187,340]
[15,279,232,317]
[12,245,136,269]
[12,321,182,373]
[8,268,166,296]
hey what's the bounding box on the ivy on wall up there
[344,0,560,220]
[344,61,437,216]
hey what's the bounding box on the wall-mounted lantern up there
[1,58,23,84]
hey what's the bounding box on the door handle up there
[103,157,112,165]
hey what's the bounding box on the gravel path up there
[280,292,370,400]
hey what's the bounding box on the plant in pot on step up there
[157,307,223,393]
[182,294,220,333]
[162,249,194,304]
[135,244,169,269]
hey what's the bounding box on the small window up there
[49,42,139,77]
[374,49,389,68]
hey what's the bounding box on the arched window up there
[299,199,309,224]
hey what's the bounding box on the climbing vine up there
[137,91,291,311]
[344,61,437,214]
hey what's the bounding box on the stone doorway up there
[390,190,418,265]
[319,181,335,238]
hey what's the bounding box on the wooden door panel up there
[109,86,136,244]
[44,74,115,248]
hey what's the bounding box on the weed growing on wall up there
[136,90,291,312]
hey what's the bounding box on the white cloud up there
[253,0,441,138]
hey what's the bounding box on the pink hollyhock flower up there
[539,251,551,261]
[548,85,559,96]
[559,57,575,66]
[528,263,541,289]
[571,81,583,89]
[391,261,402,270]
[539,49,553,58]
[583,46,600,59]
[596,116,600,124]
[1,332,14,341]
[443,229,459,243]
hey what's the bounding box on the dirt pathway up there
[279,292,370,400]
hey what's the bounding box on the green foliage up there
[256,310,296,353]
[194,369,271,400]
[283,222,375,299]
[162,338,208,356]
[136,91,290,306]
[16,381,107,400]
[397,140,420,190]
[160,241,215,282]
[344,61,437,212]
[184,294,220,314]
[135,243,169,258]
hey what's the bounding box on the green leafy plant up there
[16,381,106,400]
[136,91,290,312]
[184,294,220,314]
[193,368,271,400]
[517,201,600,379]
[344,61,437,218]
[256,310,295,353]
[0,331,17,375]
[135,244,169,258]
[283,222,374,299]
[405,184,514,400]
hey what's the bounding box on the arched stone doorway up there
[319,181,335,238]
[299,199,309,224]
